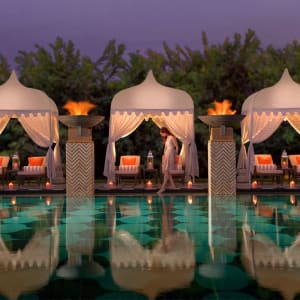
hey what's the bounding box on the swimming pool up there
[0,193,299,299]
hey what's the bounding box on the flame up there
[63,100,96,116]
[207,99,236,115]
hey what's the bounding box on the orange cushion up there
[28,157,44,166]
[296,156,300,165]
[0,157,3,166]
[122,157,137,165]
[257,156,272,164]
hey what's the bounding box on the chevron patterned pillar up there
[66,141,94,197]
[208,127,236,196]
[59,115,104,197]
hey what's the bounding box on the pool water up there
[0,193,300,300]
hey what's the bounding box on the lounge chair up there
[253,154,283,184]
[115,155,141,185]
[17,156,47,187]
[288,155,300,182]
[0,156,10,184]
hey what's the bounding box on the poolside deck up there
[1,179,300,195]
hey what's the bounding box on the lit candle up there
[187,195,193,204]
[8,182,14,190]
[187,180,193,189]
[147,162,153,169]
[45,181,51,189]
[282,161,287,168]
[252,181,258,189]
[108,181,114,188]
[290,180,295,188]
[146,180,153,189]
[12,162,18,169]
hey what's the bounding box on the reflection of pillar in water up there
[56,197,104,279]
[208,195,237,262]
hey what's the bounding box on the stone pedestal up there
[208,127,236,196]
[59,115,104,197]
[66,142,94,197]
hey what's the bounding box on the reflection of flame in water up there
[147,195,152,204]
[207,99,236,115]
[63,100,96,116]
[11,196,16,205]
[290,195,296,205]
[45,196,51,206]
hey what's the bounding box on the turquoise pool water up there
[0,193,300,300]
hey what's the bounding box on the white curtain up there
[18,113,60,181]
[0,115,9,134]
[287,112,300,134]
[104,110,199,182]
[238,112,285,178]
[104,112,145,182]
[153,112,199,180]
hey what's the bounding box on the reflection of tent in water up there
[109,197,195,300]
[242,223,300,300]
[0,197,64,300]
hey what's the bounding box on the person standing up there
[157,127,178,194]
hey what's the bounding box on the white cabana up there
[0,71,63,182]
[238,69,300,179]
[104,70,199,182]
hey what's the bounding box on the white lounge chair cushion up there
[22,166,45,174]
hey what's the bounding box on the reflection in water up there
[56,197,105,279]
[242,194,300,300]
[110,195,195,300]
[0,196,64,300]
[0,194,300,299]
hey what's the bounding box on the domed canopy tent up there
[0,71,63,182]
[104,70,199,182]
[238,69,300,179]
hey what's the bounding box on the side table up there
[142,167,159,184]
[6,169,19,183]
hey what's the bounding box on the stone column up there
[65,127,95,197]
[208,127,236,196]
[59,115,104,197]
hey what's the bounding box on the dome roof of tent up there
[242,69,300,114]
[0,71,58,115]
[111,70,193,113]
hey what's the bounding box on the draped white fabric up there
[0,71,63,182]
[18,113,60,179]
[104,70,198,183]
[104,112,145,181]
[104,111,199,182]
[0,115,9,134]
[238,111,294,178]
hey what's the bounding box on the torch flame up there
[63,100,96,116]
[207,99,236,115]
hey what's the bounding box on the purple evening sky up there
[1,0,300,65]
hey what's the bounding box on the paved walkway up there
[1,180,300,195]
